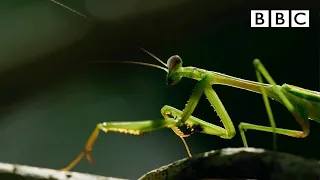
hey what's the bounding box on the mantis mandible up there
[47,0,317,171]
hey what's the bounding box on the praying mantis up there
[60,48,318,171]
[47,0,319,172]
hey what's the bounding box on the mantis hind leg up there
[238,59,310,149]
[61,118,179,171]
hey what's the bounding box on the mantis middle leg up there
[238,59,310,149]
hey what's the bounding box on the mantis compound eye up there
[167,55,182,71]
[166,55,183,86]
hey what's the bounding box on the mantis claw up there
[84,126,101,164]
[85,149,94,164]
[60,148,94,171]
[60,127,100,171]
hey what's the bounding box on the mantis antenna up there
[90,60,168,73]
[49,0,93,21]
[90,48,170,73]
[140,48,168,67]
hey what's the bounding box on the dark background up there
[0,0,318,179]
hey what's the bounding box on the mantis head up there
[140,48,183,86]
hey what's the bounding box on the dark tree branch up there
[0,162,128,180]
[138,148,320,180]
[2,148,320,180]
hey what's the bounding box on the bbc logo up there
[251,10,309,27]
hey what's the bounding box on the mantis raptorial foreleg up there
[61,77,237,171]
[238,59,310,148]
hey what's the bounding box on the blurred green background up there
[0,0,318,179]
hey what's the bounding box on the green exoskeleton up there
[61,48,316,171]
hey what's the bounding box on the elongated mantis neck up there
[180,67,274,95]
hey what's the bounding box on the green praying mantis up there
[47,0,319,172]
[60,48,318,171]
